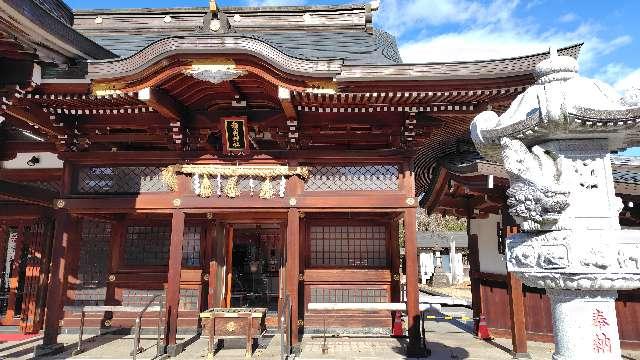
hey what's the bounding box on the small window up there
[309,225,387,267]
[124,225,170,266]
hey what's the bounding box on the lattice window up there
[179,288,199,311]
[76,167,168,193]
[73,220,111,306]
[24,181,61,193]
[182,226,201,267]
[310,287,388,303]
[122,289,165,308]
[123,225,170,266]
[309,225,387,267]
[304,166,399,191]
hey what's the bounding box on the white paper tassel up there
[279,175,286,198]
[193,174,200,195]
[249,177,255,196]
[216,174,222,196]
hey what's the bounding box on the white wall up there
[470,213,507,275]
[1,152,63,169]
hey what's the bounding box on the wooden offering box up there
[200,308,267,358]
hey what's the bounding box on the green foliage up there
[416,208,466,232]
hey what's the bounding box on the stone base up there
[406,343,431,358]
[512,351,532,359]
[431,269,450,288]
[34,343,65,357]
[166,343,184,357]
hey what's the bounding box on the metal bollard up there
[72,310,86,356]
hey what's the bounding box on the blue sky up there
[66,0,640,155]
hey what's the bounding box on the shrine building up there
[0,0,638,357]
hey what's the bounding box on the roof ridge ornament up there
[198,0,230,33]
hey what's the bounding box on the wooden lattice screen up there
[76,167,168,193]
[123,225,170,266]
[20,219,55,333]
[309,225,387,267]
[310,287,388,303]
[182,226,201,267]
[73,220,111,306]
[304,166,399,191]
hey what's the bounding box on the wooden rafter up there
[3,105,66,139]
[278,87,298,148]
[0,180,56,207]
[138,87,187,122]
[138,87,189,149]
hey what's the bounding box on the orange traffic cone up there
[391,311,404,337]
[475,315,493,340]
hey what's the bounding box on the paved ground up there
[1,315,639,359]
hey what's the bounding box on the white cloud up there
[558,12,577,23]
[376,0,519,38]
[612,68,640,92]
[375,0,632,80]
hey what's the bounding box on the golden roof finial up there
[209,0,218,14]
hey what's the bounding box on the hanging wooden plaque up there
[222,116,249,154]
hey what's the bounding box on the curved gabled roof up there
[72,3,401,65]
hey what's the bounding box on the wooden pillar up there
[165,210,185,356]
[404,207,424,356]
[36,211,72,355]
[503,217,528,357]
[389,216,402,330]
[64,218,82,312]
[206,221,217,309]
[286,208,300,346]
[211,222,226,308]
[507,271,529,357]
[465,197,483,331]
[105,217,125,306]
[224,224,233,308]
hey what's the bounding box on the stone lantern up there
[470,49,640,360]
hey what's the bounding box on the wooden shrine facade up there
[0,0,590,357]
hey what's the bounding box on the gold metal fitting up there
[55,199,65,208]
[104,319,112,327]
[203,274,210,281]
[289,197,297,206]
[173,198,182,207]
[393,274,401,281]
[298,273,304,281]
[108,274,116,282]
[206,212,213,219]
[297,320,304,326]
[406,197,416,206]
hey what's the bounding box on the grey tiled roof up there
[3,0,115,60]
[613,169,640,184]
[437,151,640,186]
[417,232,468,249]
[71,5,401,65]
[85,31,400,65]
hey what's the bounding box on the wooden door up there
[1,224,22,326]
[19,219,54,333]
